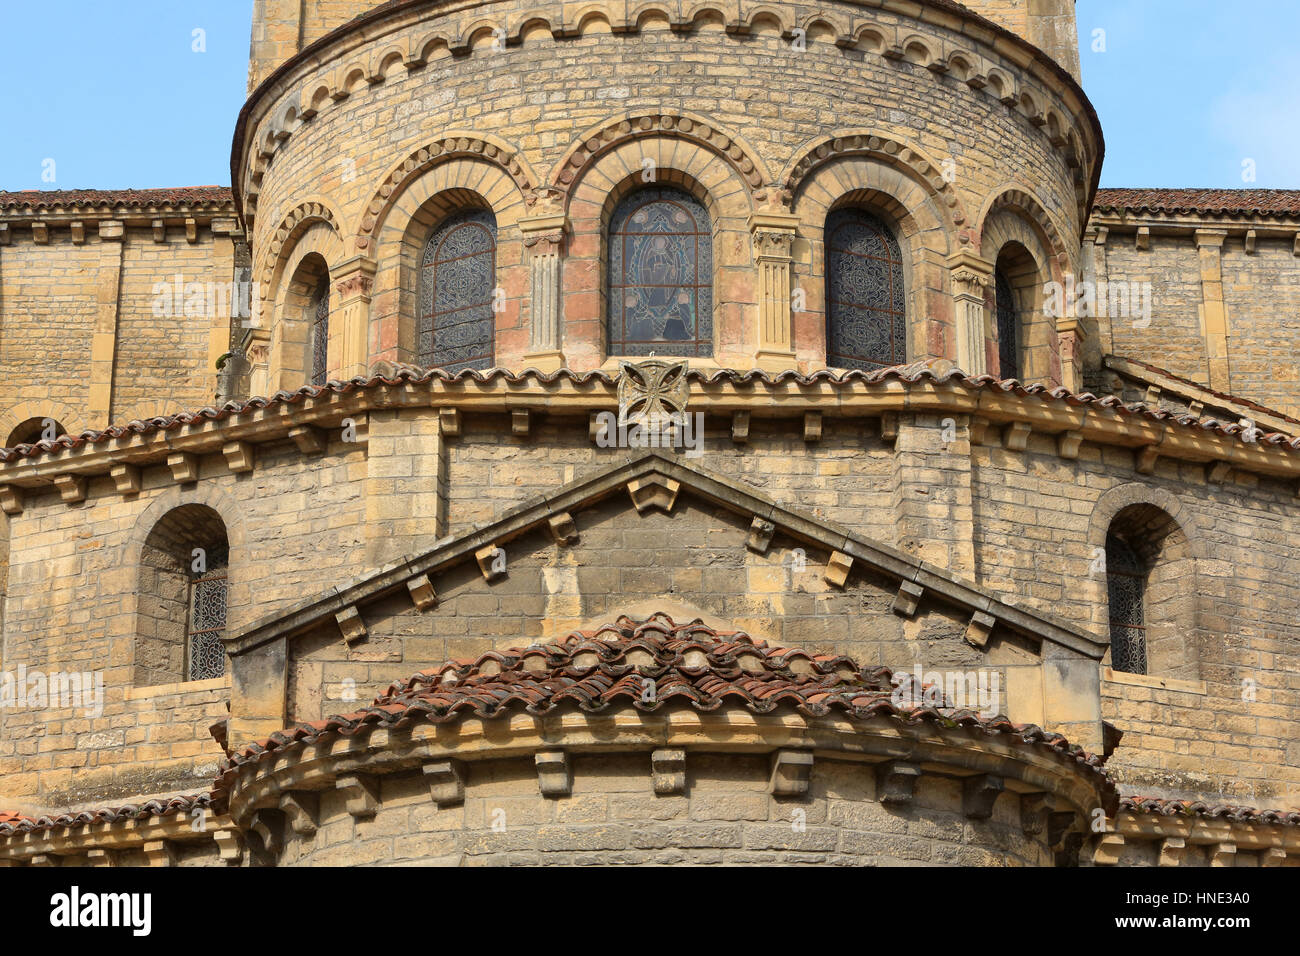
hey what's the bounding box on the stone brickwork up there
[2,0,1299,868]
[0,206,242,440]
[277,753,1053,866]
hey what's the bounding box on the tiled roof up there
[1121,796,1300,826]
[4,359,1297,464]
[1093,188,1300,218]
[0,187,234,211]
[1106,354,1300,428]
[213,612,1112,799]
[0,794,211,837]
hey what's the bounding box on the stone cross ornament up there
[617,360,690,426]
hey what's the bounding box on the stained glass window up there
[310,275,330,386]
[825,209,906,371]
[1106,533,1148,674]
[996,268,1019,380]
[607,187,713,357]
[419,208,497,372]
[187,548,228,681]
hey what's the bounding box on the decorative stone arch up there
[795,12,850,44]
[367,144,533,369]
[560,4,615,36]
[977,187,1076,385]
[508,10,559,44]
[257,198,344,323]
[269,222,344,391]
[357,133,537,253]
[547,111,770,197]
[785,133,963,369]
[976,187,1072,274]
[551,113,761,368]
[681,3,730,32]
[1086,483,1202,680]
[0,400,88,445]
[125,485,248,687]
[735,4,796,35]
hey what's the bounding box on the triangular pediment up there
[227,451,1105,661]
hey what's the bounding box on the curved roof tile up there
[3,359,1296,463]
[212,612,1114,800]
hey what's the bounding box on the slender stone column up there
[520,213,568,372]
[749,212,800,372]
[947,251,993,376]
[332,255,377,380]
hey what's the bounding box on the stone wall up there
[276,752,1053,866]
[0,219,239,440]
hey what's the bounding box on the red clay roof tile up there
[1094,188,1300,218]
[0,187,234,211]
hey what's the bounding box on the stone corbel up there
[281,792,320,836]
[519,212,569,372]
[424,759,467,807]
[627,476,680,513]
[749,212,801,372]
[406,574,438,611]
[876,761,922,805]
[652,749,686,795]
[0,486,22,516]
[769,749,814,796]
[1158,836,1187,867]
[746,516,776,554]
[946,251,993,376]
[223,441,256,473]
[535,750,572,797]
[167,452,200,484]
[892,580,924,617]
[332,255,377,380]
[336,606,367,645]
[1093,832,1126,866]
[336,773,380,819]
[111,464,142,495]
[548,512,579,545]
[824,551,852,588]
[54,474,88,504]
[962,774,1004,819]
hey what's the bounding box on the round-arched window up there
[418,208,498,372]
[607,187,713,357]
[825,209,906,371]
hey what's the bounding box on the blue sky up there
[1,0,1297,191]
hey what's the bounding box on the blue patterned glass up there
[996,268,1019,380]
[825,209,906,371]
[419,208,497,372]
[607,187,713,357]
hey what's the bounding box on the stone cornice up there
[3,371,1300,500]
[217,706,1114,831]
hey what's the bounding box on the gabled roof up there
[226,449,1108,659]
[213,612,1113,804]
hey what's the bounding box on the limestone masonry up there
[0,0,1296,867]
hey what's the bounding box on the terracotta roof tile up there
[212,612,1113,800]
[0,187,234,212]
[0,794,210,837]
[1121,796,1300,826]
[1094,188,1300,218]
[1107,354,1300,428]
[4,359,1296,464]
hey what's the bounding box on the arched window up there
[309,275,330,386]
[607,187,713,357]
[995,268,1019,380]
[419,208,497,372]
[6,417,66,447]
[136,505,229,686]
[825,209,906,371]
[1106,532,1148,674]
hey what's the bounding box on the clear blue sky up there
[1,0,1297,191]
